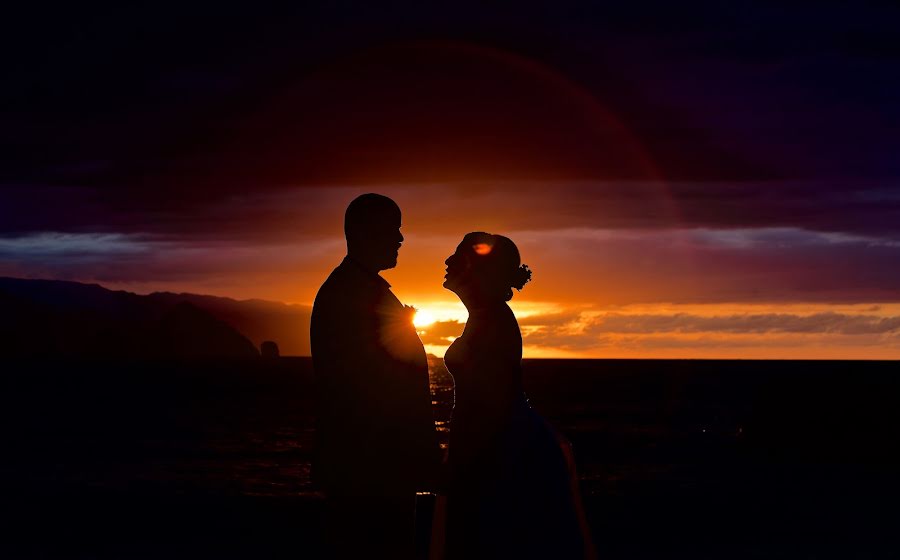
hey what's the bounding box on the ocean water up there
[3,357,899,558]
[5,356,896,501]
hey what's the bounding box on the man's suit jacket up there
[311,257,439,496]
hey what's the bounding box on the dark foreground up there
[1,358,898,558]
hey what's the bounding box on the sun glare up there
[413,309,437,327]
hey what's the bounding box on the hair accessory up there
[512,264,532,291]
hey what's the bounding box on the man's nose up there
[398,231,404,243]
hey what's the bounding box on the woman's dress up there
[444,303,593,559]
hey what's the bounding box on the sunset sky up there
[3,3,900,358]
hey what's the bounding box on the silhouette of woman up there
[442,232,595,559]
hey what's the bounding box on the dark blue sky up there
[4,2,900,194]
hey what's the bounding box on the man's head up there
[344,193,404,271]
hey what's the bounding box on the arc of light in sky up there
[427,40,681,221]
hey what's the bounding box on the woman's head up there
[444,232,532,304]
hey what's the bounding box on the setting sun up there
[413,309,437,328]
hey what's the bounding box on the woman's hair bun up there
[511,264,532,291]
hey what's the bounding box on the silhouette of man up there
[311,193,439,559]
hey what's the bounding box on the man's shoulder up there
[316,262,349,291]
[313,261,376,310]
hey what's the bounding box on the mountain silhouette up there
[146,291,311,356]
[0,277,305,359]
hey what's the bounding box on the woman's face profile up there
[444,233,499,303]
[443,245,471,294]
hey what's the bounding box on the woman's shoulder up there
[466,304,521,350]
[497,303,522,335]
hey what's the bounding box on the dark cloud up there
[4,180,900,243]
[669,183,900,237]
